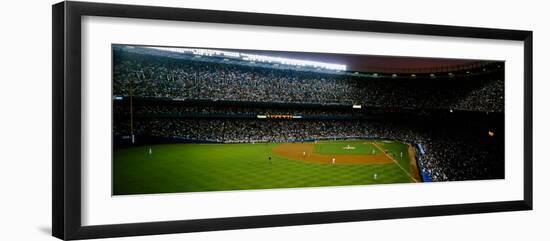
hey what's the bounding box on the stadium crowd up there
[130,105,365,118]
[113,50,504,112]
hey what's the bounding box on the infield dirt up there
[272,142,393,165]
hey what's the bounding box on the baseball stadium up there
[112,45,505,195]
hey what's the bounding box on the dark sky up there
[233,48,498,73]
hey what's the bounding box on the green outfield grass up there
[113,140,416,195]
[379,140,412,170]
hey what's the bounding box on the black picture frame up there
[52,1,533,240]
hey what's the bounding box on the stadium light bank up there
[147,47,347,71]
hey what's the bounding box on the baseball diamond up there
[113,140,420,195]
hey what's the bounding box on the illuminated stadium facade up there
[147,46,347,71]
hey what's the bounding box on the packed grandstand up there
[112,45,505,182]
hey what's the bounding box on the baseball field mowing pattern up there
[113,140,420,195]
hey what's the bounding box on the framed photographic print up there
[52,1,533,240]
